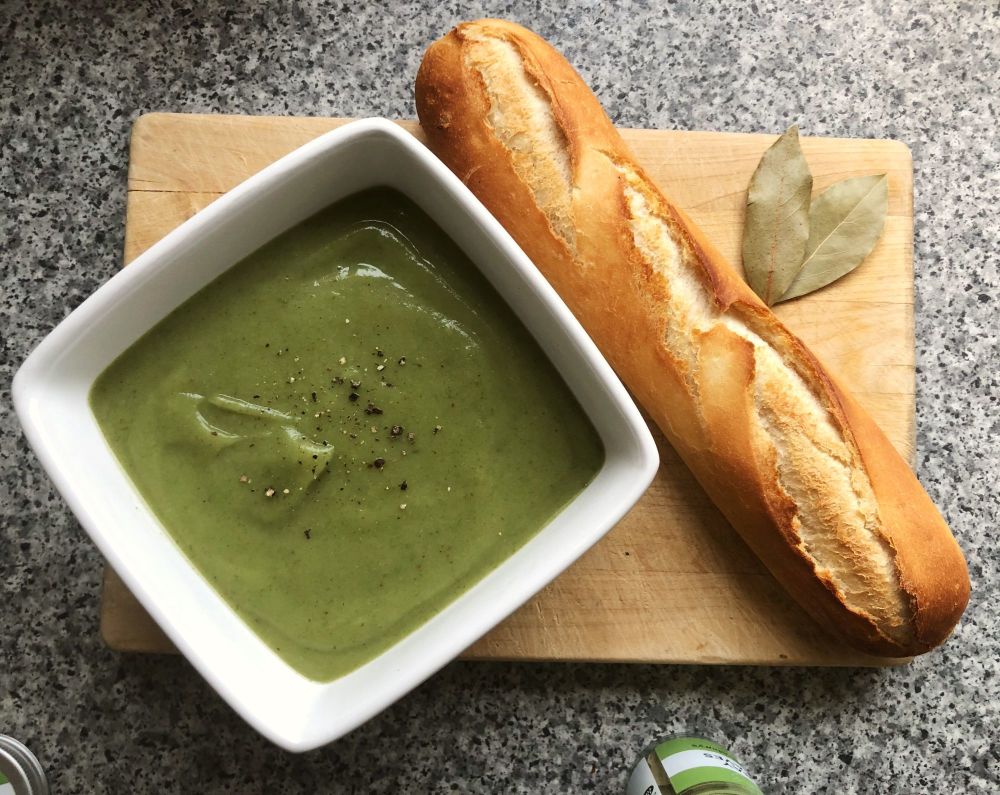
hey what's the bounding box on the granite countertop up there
[2,1,997,792]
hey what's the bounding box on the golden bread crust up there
[415,19,969,656]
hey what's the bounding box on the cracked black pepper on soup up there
[90,187,604,681]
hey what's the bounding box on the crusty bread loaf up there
[415,19,970,656]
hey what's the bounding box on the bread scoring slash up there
[415,18,969,657]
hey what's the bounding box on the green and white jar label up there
[0,770,14,795]
[626,736,763,795]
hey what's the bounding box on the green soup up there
[91,187,604,681]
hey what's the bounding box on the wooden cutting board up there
[102,113,916,666]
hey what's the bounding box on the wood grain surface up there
[101,113,916,666]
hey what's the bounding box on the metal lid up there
[0,736,50,795]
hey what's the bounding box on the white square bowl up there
[13,117,658,751]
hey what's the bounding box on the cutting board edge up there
[126,110,918,148]
[99,564,913,668]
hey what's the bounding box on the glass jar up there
[626,734,762,795]
[0,736,49,795]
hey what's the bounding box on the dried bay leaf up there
[742,125,813,305]
[778,174,888,302]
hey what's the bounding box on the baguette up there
[415,19,970,656]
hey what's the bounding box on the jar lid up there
[0,736,49,795]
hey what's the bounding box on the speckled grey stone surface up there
[1,0,997,792]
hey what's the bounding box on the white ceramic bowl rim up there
[13,117,659,751]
